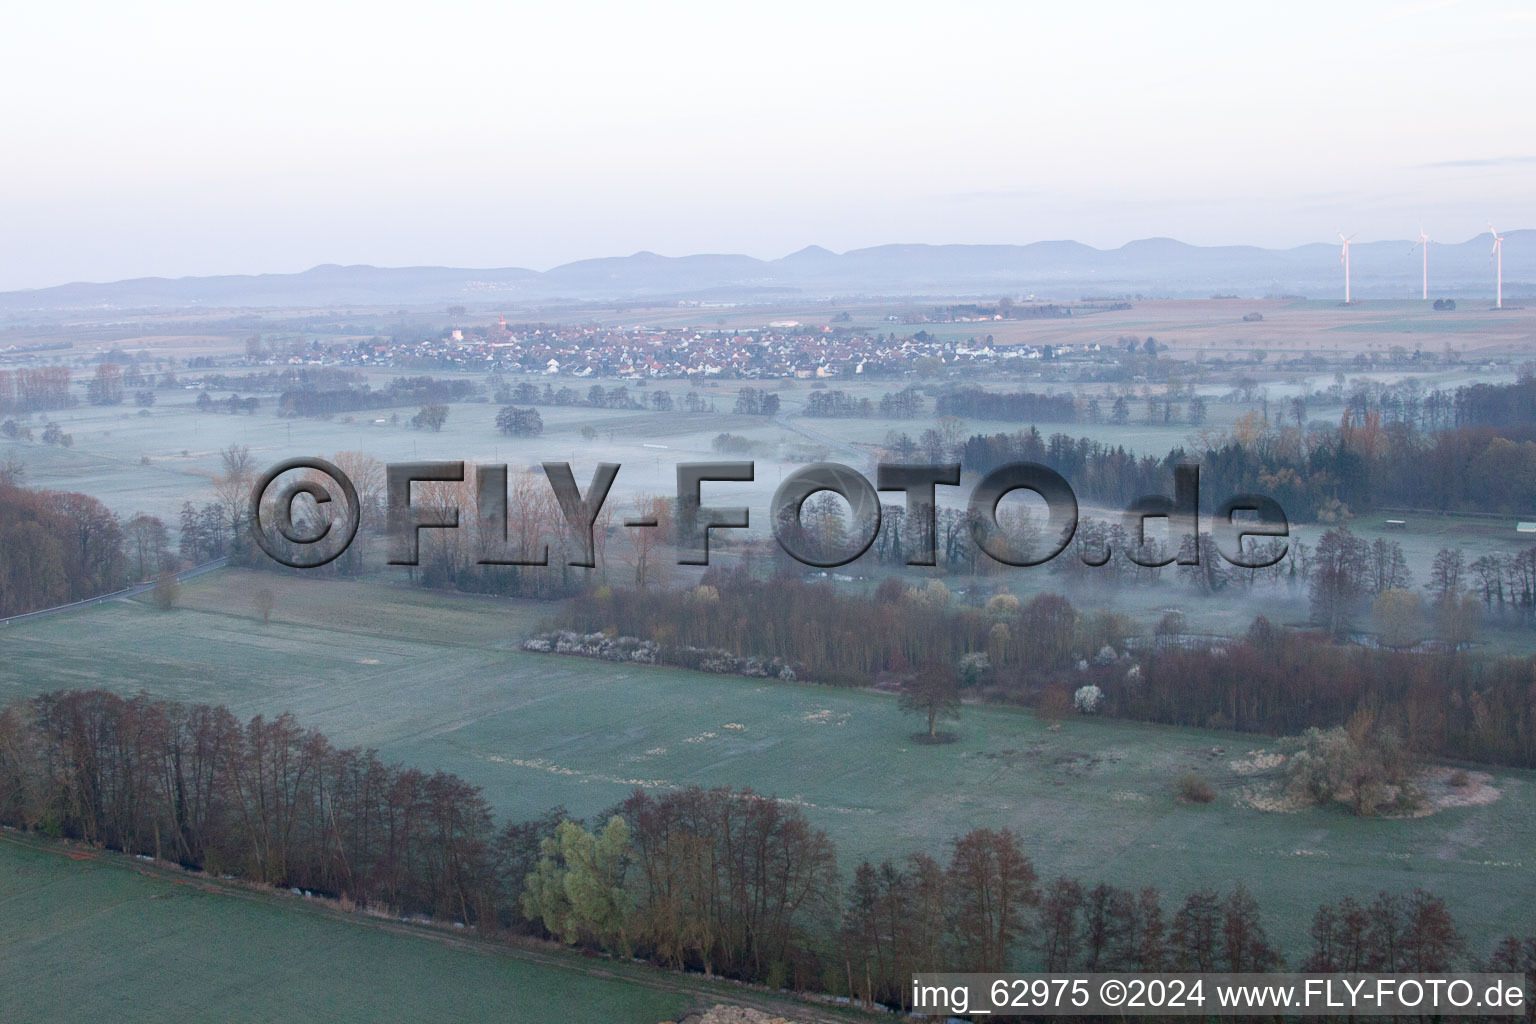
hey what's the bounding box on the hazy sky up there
[3,0,1533,290]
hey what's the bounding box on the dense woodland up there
[937,376,1536,521]
[956,417,1536,522]
[1,689,1529,1014]
[0,481,127,616]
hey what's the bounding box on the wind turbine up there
[1410,227,1429,300]
[1338,231,1356,304]
[1489,222,1505,309]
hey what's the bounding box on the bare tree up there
[213,444,255,550]
[622,494,670,589]
[254,588,274,625]
[900,662,960,741]
[330,451,385,530]
[125,513,170,579]
[947,828,1038,972]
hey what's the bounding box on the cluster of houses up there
[328,324,1097,380]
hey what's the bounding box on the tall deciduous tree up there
[900,662,960,740]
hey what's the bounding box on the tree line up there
[0,367,72,414]
[955,413,1536,521]
[563,575,1536,769]
[0,448,269,617]
[275,376,474,419]
[937,387,1078,423]
[0,481,127,616]
[1,690,1528,1014]
[200,367,364,393]
[494,378,703,414]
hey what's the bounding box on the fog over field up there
[6,4,1536,1020]
[4,571,1533,958]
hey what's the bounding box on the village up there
[327,321,1102,380]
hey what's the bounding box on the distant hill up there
[2,233,1531,311]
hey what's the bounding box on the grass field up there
[0,835,690,1024]
[2,570,1533,956]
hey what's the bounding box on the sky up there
[2,0,1533,290]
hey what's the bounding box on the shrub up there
[1073,684,1103,714]
[1037,686,1073,721]
[151,571,180,611]
[1176,773,1216,803]
[1286,726,1353,805]
[958,651,991,688]
[1285,725,1419,816]
[985,593,1021,616]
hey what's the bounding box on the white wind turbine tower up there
[1489,222,1505,309]
[1410,227,1429,300]
[1338,231,1356,304]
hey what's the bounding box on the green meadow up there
[2,570,1532,956]
[0,837,689,1024]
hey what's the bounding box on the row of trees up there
[494,379,710,414]
[935,371,1523,440]
[953,408,1536,521]
[731,387,781,416]
[1079,616,1536,768]
[0,367,72,414]
[1,419,75,447]
[196,391,260,414]
[0,444,273,617]
[276,387,392,417]
[802,389,869,418]
[1454,376,1536,429]
[1,690,1526,1012]
[178,500,236,565]
[495,405,543,437]
[201,367,363,393]
[563,576,1536,769]
[937,387,1078,423]
[0,690,498,921]
[275,375,474,419]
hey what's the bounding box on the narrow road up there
[0,556,229,627]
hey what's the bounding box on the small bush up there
[151,571,180,611]
[1036,686,1073,721]
[1448,769,1470,788]
[1073,684,1103,714]
[1176,773,1216,804]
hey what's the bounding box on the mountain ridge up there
[2,233,1531,312]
